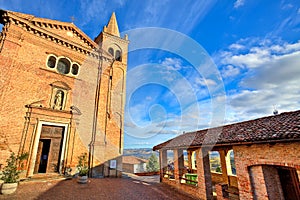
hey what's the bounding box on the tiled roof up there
[153,110,300,150]
[122,156,148,165]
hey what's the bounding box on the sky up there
[1,0,300,149]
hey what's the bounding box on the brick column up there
[196,147,213,199]
[249,165,268,199]
[174,149,184,184]
[159,149,167,182]
[187,150,193,170]
[234,147,253,199]
[216,183,229,200]
[219,149,229,185]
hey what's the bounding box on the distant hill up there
[123,148,158,160]
[123,149,221,161]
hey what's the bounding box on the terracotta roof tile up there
[153,110,300,150]
[122,156,148,164]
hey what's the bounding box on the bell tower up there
[93,12,129,177]
[95,12,129,65]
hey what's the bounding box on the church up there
[0,9,128,178]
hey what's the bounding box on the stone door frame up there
[28,121,69,176]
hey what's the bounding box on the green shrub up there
[77,153,89,176]
[1,152,28,183]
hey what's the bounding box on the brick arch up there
[110,43,122,50]
[247,163,300,199]
[247,162,300,170]
[108,43,122,61]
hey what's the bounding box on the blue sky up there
[1,0,300,149]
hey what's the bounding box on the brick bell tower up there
[92,13,129,177]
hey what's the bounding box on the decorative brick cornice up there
[102,32,130,45]
[0,10,112,61]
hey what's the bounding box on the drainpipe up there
[89,49,103,177]
[115,112,122,154]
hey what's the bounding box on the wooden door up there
[34,141,43,174]
[40,125,65,173]
[47,137,63,173]
[278,167,300,200]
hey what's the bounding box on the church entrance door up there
[34,125,65,174]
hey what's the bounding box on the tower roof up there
[103,12,120,37]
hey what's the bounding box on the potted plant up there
[76,153,89,184]
[1,152,28,195]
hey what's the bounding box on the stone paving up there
[0,175,197,200]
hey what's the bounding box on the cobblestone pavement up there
[0,177,197,200]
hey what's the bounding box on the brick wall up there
[162,178,200,199]
[0,13,127,178]
[233,142,300,199]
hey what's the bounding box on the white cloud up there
[219,39,300,122]
[124,54,225,139]
[194,77,217,87]
[229,43,245,50]
[123,1,217,33]
[160,57,183,71]
[220,39,300,68]
[222,49,270,68]
[221,65,240,78]
[234,0,245,9]
[125,97,222,140]
[284,41,300,52]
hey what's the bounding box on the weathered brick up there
[0,10,128,178]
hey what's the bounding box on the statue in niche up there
[53,90,64,110]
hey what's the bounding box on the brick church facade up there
[0,10,128,178]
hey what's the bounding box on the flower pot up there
[77,175,88,184]
[1,182,18,195]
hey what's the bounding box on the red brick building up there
[154,110,300,199]
[0,10,128,178]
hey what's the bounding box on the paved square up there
[0,178,197,200]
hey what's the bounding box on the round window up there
[57,58,70,74]
[47,56,56,68]
[71,64,79,75]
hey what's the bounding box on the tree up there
[146,153,159,172]
[216,166,222,173]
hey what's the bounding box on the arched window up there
[46,55,80,77]
[227,150,236,175]
[115,50,122,61]
[71,63,79,75]
[166,150,174,179]
[209,151,222,173]
[108,48,114,56]
[47,56,56,68]
[57,58,71,74]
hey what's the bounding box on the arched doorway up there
[249,165,300,200]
